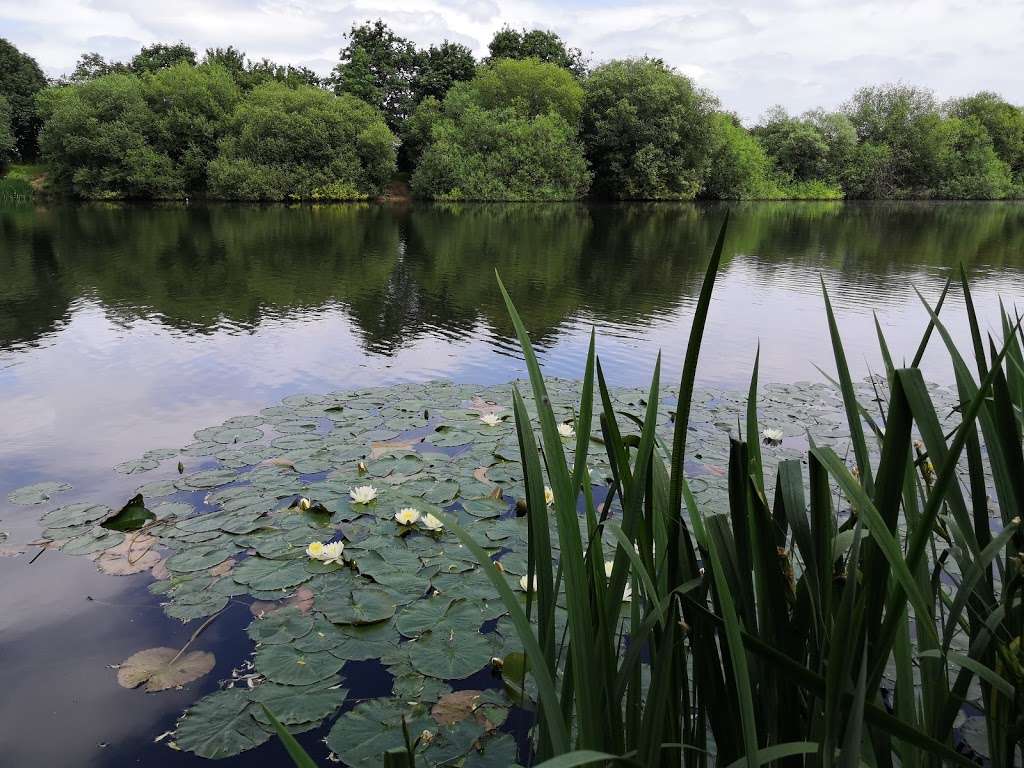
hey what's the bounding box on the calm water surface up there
[1,201,1022,766]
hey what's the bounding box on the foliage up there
[582,58,718,200]
[0,93,16,170]
[130,42,197,74]
[702,112,775,199]
[410,41,476,104]
[461,220,1024,767]
[949,91,1024,178]
[753,106,830,182]
[203,46,323,90]
[487,26,587,78]
[411,59,590,201]
[331,20,420,133]
[0,38,47,160]
[37,64,239,198]
[208,82,396,200]
[37,74,183,199]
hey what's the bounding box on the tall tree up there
[331,20,418,132]
[130,43,197,74]
[410,41,476,104]
[487,26,586,77]
[949,91,1024,178]
[0,38,47,160]
[581,57,717,199]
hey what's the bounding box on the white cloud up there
[2,0,1022,121]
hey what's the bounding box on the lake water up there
[1,200,1022,766]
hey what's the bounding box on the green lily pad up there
[407,624,492,680]
[320,586,397,625]
[101,494,156,532]
[255,644,344,685]
[250,678,347,726]
[8,481,72,505]
[247,606,314,645]
[41,503,113,529]
[175,688,269,758]
[326,700,433,768]
[233,557,312,591]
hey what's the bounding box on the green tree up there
[753,106,829,181]
[130,43,197,74]
[802,109,858,182]
[410,41,476,104]
[702,112,773,199]
[0,94,17,170]
[948,92,1024,178]
[144,63,240,190]
[581,57,717,199]
[410,59,590,200]
[331,20,418,132]
[37,74,179,199]
[936,115,1011,199]
[0,38,47,160]
[202,47,322,90]
[68,52,130,83]
[208,82,396,200]
[487,26,586,77]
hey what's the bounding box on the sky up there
[1,0,1022,122]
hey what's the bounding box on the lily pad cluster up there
[16,378,984,766]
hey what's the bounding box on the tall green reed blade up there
[821,277,875,496]
[496,271,606,750]
[259,704,320,768]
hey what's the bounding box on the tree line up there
[1,25,1022,201]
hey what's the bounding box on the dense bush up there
[702,113,775,199]
[0,38,47,160]
[411,59,590,201]
[581,58,718,200]
[37,74,182,199]
[37,65,239,199]
[208,83,396,200]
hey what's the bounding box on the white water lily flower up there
[422,513,444,531]
[604,560,615,579]
[320,541,344,565]
[297,497,311,511]
[557,422,574,438]
[350,485,378,504]
[544,486,554,506]
[305,541,325,559]
[519,574,538,592]
[479,413,503,427]
[761,427,784,446]
[395,507,421,525]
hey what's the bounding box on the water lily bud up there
[489,656,503,671]
[515,498,528,516]
[357,461,367,475]
[419,730,434,745]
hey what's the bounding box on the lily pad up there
[320,586,397,625]
[101,494,155,532]
[8,481,72,505]
[117,647,214,692]
[250,678,347,726]
[255,644,344,685]
[233,557,312,591]
[326,699,433,768]
[247,606,314,645]
[175,688,270,758]
[408,624,492,680]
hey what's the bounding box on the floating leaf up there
[326,699,432,768]
[255,644,344,685]
[175,689,269,758]
[250,677,347,726]
[93,533,161,575]
[8,481,72,505]
[320,586,397,625]
[102,494,155,532]
[41,503,113,529]
[233,557,312,591]
[117,647,215,692]
[408,625,491,680]
[247,606,314,645]
[432,689,484,725]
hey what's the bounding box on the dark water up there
[1,200,1022,766]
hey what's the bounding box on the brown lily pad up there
[117,647,216,692]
